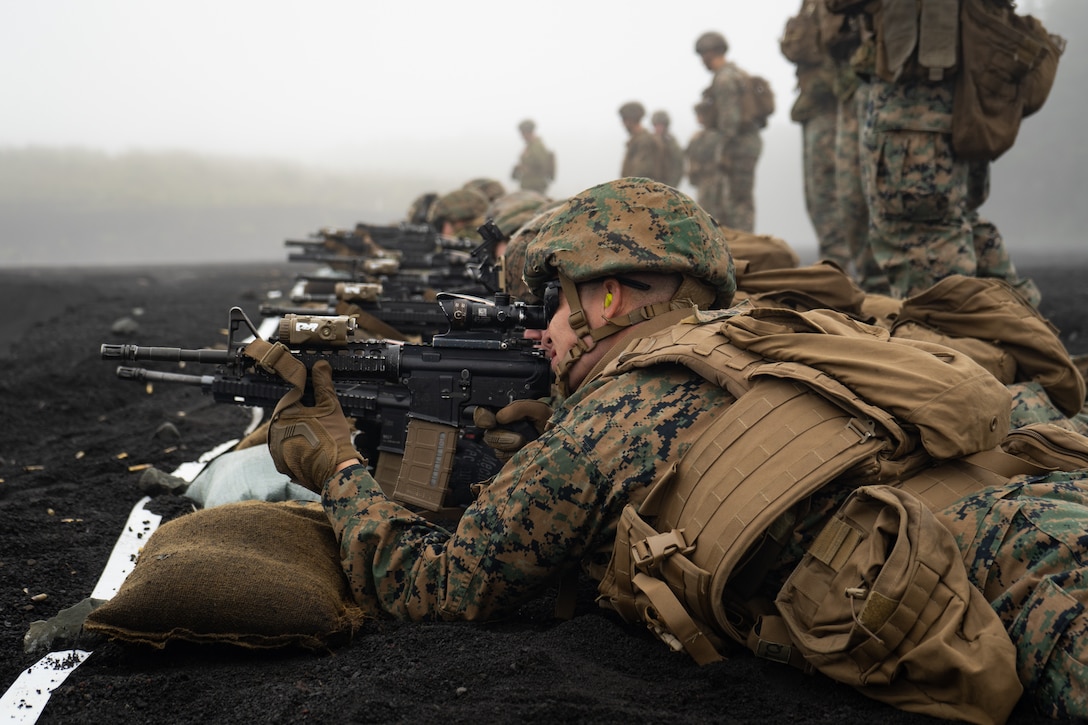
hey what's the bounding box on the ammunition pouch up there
[952,0,1064,161]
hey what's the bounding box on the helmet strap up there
[552,272,701,396]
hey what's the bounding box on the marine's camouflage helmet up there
[695,31,728,55]
[406,192,439,225]
[502,203,566,303]
[518,119,535,134]
[618,101,645,121]
[463,178,507,202]
[651,110,670,127]
[524,177,736,307]
[428,187,490,225]
[486,190,552,239]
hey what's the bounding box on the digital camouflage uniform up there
[685,104,727,221]
[651,110,685,188]
[939,470,1088,719]
[705,61,763,231]
[322,178,738,621]
[782,1,849,269]
[659,131,685,188]
[512,136,554,195]
[835,62,888,293]
[621,126,666,182]
[856,3,1039,301]
[308,177,1088,719]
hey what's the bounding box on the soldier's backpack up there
[952,0,1063,160]
[740,73,776,128]
[592,306,1059,723]
[780,2,824,67]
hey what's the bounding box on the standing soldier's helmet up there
[695,31,728,55]
[618,101,646,122]
[518,119,536,134]
[651,110,670,127]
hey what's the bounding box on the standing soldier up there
[685,100,726,220]
[618,101,666,182]
[695,31,767,232]
[511,120,555,195]
[651,110,685,188]
[780,0,850,271]
[831,1,1042,300]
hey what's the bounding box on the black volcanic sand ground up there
[1,258,1086,724]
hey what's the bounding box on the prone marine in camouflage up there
[427,187,490,241]
[261,177,1088,721]
[294,178,739,622]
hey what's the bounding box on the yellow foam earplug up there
[604,292,613,307]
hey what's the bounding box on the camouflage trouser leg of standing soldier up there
[1008,381,1088,436]
[862,78,974,298]
[967,160,1043,307]
[838,85,888,293]
[721,131,762,232]
[803,108,850,269]
[939,471,1088,720]
[698,177,729,225]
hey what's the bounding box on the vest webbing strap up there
[599,377,889,655]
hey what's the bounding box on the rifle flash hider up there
[277,314,356,347]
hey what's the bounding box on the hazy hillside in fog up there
[0,0,1083,269]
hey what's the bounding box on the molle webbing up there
[597,376,888,662]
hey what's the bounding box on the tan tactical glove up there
[245,340,363,492]
[472,399,553,462]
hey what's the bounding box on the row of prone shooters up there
[101,218,554,514]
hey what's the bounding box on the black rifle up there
[259,281,536,343]
[284,219,507,312]
[102,301,550,512]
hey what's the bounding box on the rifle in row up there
[282,219,509,323]
[101,298,550,512]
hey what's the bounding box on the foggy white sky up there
[0,0,1067,260]
[1,2,802,192]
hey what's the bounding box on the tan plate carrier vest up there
[594,309,1088,721]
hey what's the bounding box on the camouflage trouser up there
[720,131,762,232]
[939,471,1088,720]
[696,176,729,224]
[803,109,849,269]
[837,86,888,293]
[862,124,974,298]
[1008,381,1088,436]
[967,161,1043,307]
[861,77,978,298]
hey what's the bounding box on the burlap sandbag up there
[775,485,1022,725]
[85,500,368,650]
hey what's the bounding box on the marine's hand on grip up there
[244,340,363,492]
[472,399,553,462]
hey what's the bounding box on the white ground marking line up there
[3,300,281,721]
[2,437,245,723]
